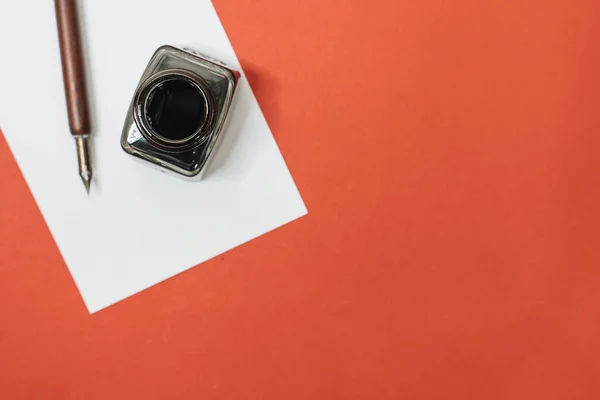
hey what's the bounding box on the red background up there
[2,0,600,398]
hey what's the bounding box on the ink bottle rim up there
[133,69,216,152]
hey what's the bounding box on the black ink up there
[146,78,206,141]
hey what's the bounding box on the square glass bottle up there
[121,45,239,178]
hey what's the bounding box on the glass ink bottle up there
[121,45,239,179]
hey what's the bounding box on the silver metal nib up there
[75,136,92,194]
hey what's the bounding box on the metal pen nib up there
[75,136,92,194]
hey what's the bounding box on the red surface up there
[2,0,600,398]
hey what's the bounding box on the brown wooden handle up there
[55,0,90,137]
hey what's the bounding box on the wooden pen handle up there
[54,0,90,137]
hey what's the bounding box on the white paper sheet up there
[0,0,306,313]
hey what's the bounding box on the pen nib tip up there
[80,171,92,194]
